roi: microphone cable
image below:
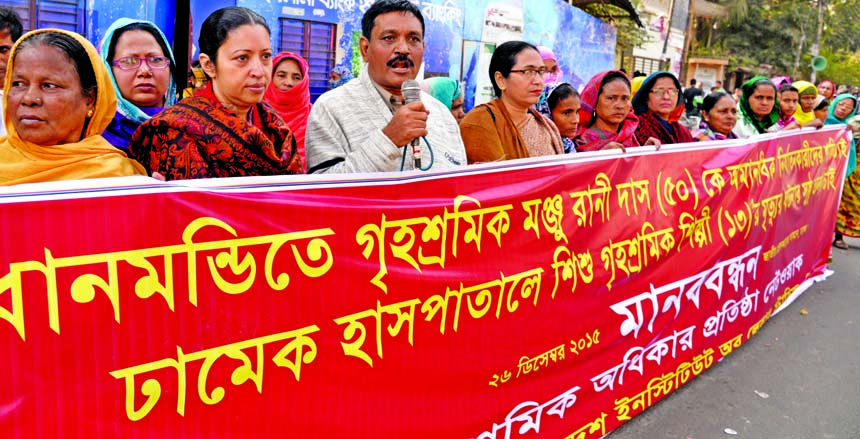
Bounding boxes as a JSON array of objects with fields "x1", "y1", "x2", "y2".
[{"x1": 400, "y1": 136, "x2": 435, "y2": 172}]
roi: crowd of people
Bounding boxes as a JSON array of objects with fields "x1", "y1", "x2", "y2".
[{"x1": 0, "y1": 0, "x2": 858, "y2": 248}]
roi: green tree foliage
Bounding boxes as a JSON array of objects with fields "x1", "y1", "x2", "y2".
[{"x1": 698, "y1": 0, "x2": 860, "y2": 84}]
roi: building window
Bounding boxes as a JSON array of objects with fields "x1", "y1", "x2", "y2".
[
  {"x1": 7, "y1": 0, "x2": 84, "y2": 34},
  {"x1": 632, "y1": 57, "x2": 662, "y2": 76},
  {"x1": 278, "y1": 18, "x2": 336, "y2": 103}
]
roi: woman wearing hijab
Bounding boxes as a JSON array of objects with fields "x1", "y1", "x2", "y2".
[
  {"x1": 573, "y1": 70, "x2": 659, "y2": 152},
  {"x1": 733, "y1": 76, "x2": 780, "y2": 139},
  {"x1": 818, "y1": 80, "x2": 836, "y2": 101},
  {"x1": 693, "y1": 92, "x2": 738, "y2": 141},
  {"x1": 420, "y1": 77, "x2": 465, "y2": 123},
  {"x1": 537, "y1": 46, "x2": 563, "y2": 83},
  {"x1": 460, "y1": 41, "x2": 564, "y2": 163},
  {"x1": 535, "y1": 82, "x2": 580, "y2": 153},
  {"x1": 129, "y1": 7, "x2": 303, "y2": 180},
  {"x1": 0, "y1": 29, "x2": 145, "y2": 185},
  {"x1": 99, "y1": 18, "x2": 177, "y2": 153},
  {"x1": 264, "y1": 52, "x2": 312, "y2": 167},
  {"x1": 329, "y1": 66, "x2": 352, "y2": 89},
  {"x1": 827, "y1": 94, "x2": 859, "y2": 249},
  {"x1": 632, "y1": 71, "x2": 693, "y2": 145},
  {"x1": 791, "y1": 81, "x2": 820, "y2": 127}
]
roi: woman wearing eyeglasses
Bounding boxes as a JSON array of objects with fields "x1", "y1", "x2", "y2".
[
  {"x1": 631, "y1": 71, "x2": 692, "y2": 146},
  {"x1": 129, "y1": 7, "x2": 303, "y2": 180},
  {"x1": 99, "y1": 18, "x2": 176, "y2": 153},
  {"x1": 0, "y1": 29, "x2": 145, "y2": 185},
  {"x1": 460, "y1": 40, "x2": 563, "y2": 164}
]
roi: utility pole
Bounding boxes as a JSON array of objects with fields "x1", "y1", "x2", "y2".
[
  {"x1": 811, "y1": 0, "x2": 825, "y2": 83},
  {"x1": 660, "y1": 0, "x2": 678, "y2": 72}
]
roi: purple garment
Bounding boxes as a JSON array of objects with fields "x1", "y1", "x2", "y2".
[{"x1": 103, "y1": 106, "x2": 164, "y2": 153}]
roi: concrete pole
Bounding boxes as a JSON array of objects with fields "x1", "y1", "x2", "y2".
[{"x1": 811, "y1": 0, "x2": 825, "y2": 83}]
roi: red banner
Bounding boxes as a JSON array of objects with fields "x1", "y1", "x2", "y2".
[{"x1": 0, "y1": 127, "x2": 849, "y2": 438}]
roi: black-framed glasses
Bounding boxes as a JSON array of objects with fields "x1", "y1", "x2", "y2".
[
  {"x1": 112, "y1": 55, "x2": 171, "y2": 71},
  {"x1": 510, "y1": 68, "x2": 548, "y2": 79}
]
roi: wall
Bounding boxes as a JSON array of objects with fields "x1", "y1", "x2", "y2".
[
  {"x1": 461, "y1": 0, "x2": 616, "y2": 110},
  {"x1": 85, "y1": 0, "x2": 615, "y2": 110}
]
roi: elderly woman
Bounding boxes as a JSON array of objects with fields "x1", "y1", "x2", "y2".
[
  {"x1": 99, "y1": 18, "x2": 177, "y2": 153},
  {"x1": 734, "y1": 76, "x2": 780, "y2": 139},
  {"x1": 264, "y1": 52, "x2": 312, "y2": 167},
  {"x1": 460, "y1": 41, "x2": 563, "y2": 163},
  {"x1": 129, "y1": 7, "x2": 303, "y2": 180},
  {"x1": 420, "y1": 77, "x2": 465, "y2": 123},
  {"x1": 0, "y1": 29, "x2": 145, "y2": 185},
  {"x1": 536, "y1": 82, "x2": 580, "y2": 153},
  {"x1": 632, "y1": 71, "x2": 692, "y2": 145},
  {"x1": 827, "y1": 94, "x2": 859, "y2": 249},
  {"x1": 693, "y1": 92, "x2": 738, "y2": 141},
  {"x1": 574, "y1": 70, "x2": 659, "y2": 152}
]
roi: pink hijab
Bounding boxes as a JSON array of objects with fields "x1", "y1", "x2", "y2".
[
  {"x1": 264, "y1": 52, "x2": 312, "y2": 167},
  {"x1": 538, "y1": 46, "x2": 564, "y2": 83}
]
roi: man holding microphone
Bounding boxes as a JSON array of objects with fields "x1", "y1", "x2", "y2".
[{"x1": 305, "y1": 0, "x2": 466, "y2": 174}]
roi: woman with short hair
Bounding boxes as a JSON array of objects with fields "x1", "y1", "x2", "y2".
[
  {"x1": 0, "y1": 29, "x2": 145, "y2": 185},
  {"x1": 129, "y1": 6, "x2": 303, "y2": 180}
]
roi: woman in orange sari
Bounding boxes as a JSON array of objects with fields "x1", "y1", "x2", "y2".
[{"x1": 0, "y1": 29, "x2": 144, "y2": 185}]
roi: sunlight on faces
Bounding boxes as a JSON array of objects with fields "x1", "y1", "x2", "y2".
[
  {"x1": 0, "y1": 29, "x2": 12, "y2": 86},
  {"x1": 834, "y1": 98, "x2": 855, "y2": 119},
  {"x1": 595, "y1": 79, "x2": 631, "y2": 130},
  {"x1": 703, "y1": 96, "x2": 738, "y2": 136},
  {"x1": 495, "y1": 48, "x2": 545, "y2": 108},
  {"x1": 799, "y1": 94, "x2": 816, "y2": 113},
  {"x1": 200, "y1": 24, "x2": 272, "y2": 114},
  {"x1": 273, "y1": 57, "x2": 302, "y2": 91},
  {"x1": 111, "y1": 30, "x2": 170, "y2": 108},
  {"x1": 450, "y1": 94, "x2": 465, "y2": 123},
  {"x1": 360, "y1": 11, "x2": 424, "y2": 96},
  {"x1": 779, "y1": 90, "x2": 798, "y2": 117},
  {"x1": 749, "y1": 85, "x2": 775, "y2": 118},
  {"x1": 646, "y1": 76, "x2": 679, "y2": 120},
  {"x1": 551, "y1": 94, "x2": 580, "y2": 138},
  {"x1": 8, "y1": 44, "x2": 94, "y2": 146}
]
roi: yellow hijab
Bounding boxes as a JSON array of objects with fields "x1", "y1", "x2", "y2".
[
  {"x1": 792, "y1": 81, "x2": 817, "y2": 126},
  {"x1": 0, "y1": 29, "x2": 145, "y2": 186}
]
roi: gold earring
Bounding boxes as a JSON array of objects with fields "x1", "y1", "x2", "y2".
[{"x1": 87, "y1": 110, "x2": 93, "y2": 118}]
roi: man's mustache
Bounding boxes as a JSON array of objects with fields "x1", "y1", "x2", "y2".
[{"x1": 386, "y1": 54, "x2": 415, "y2": 68}]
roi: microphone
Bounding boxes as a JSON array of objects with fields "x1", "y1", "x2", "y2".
[{"x1": 401, "y1": 79, "x2": 423, "y2": 169}]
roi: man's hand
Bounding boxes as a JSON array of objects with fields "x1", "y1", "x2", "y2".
[{"x1": 382, "y1": 101, "x2": 429, "y2": 147}]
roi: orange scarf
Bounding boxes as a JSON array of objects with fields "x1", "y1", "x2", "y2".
[{"x1": 0, "y1": 29, "x2": 145, "y2": 186}]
